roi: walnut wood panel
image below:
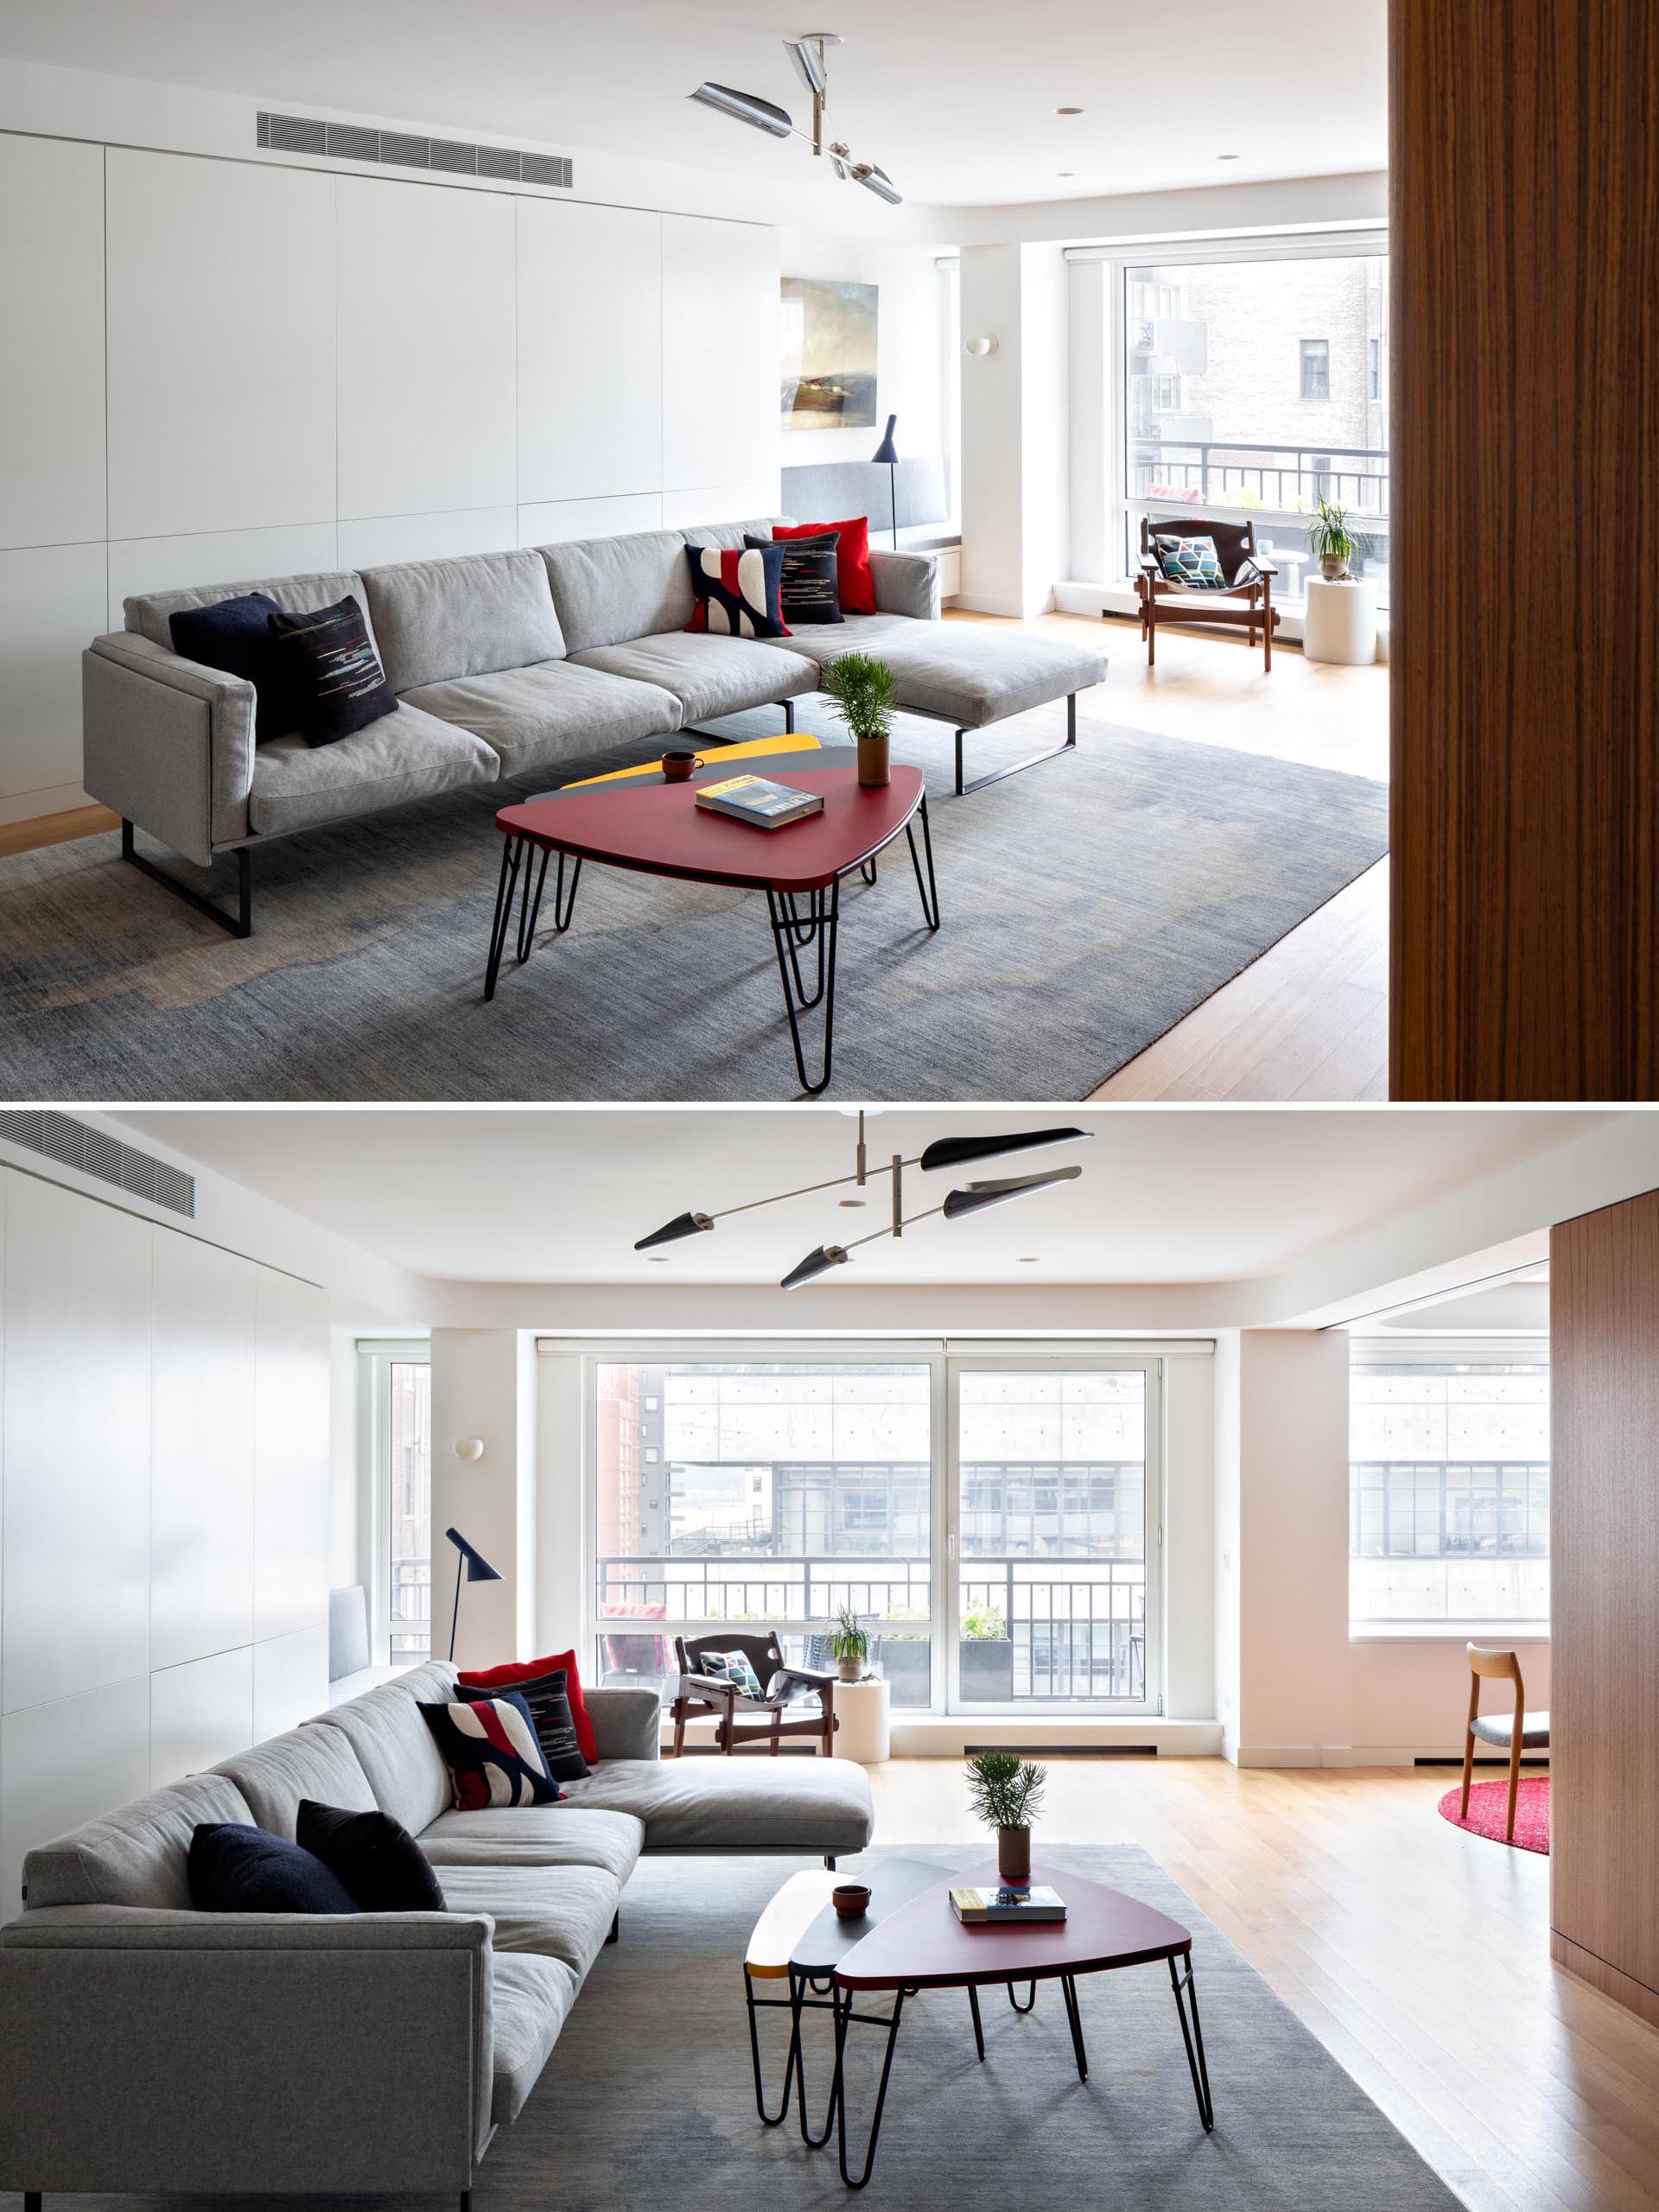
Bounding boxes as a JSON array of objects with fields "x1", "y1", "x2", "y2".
[
  {"x1": 1549, "y1": 1190, "x2": 1659, "y2": 2018},
  {"x1": 1389, "y1": 3, "x2": 1659, "y2": 1098}
]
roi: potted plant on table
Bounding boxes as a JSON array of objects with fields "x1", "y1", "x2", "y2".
[
  {"x1": 823, "y1": 652, "x2": 897, "y2": 789},
  {"x1": 830, "y1": 1601, "x2": 871, "y2": 1684},
  {"x1": 1309, "y1": 497, "x2": 1357, "y2": 581},
  {"x1": 965, "y1": 1748, "x2": 1048, "y2": 1887}
]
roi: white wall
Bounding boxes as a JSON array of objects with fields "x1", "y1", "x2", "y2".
[
  {"x1": 957, "y1": 241, "x2": 1070, "y2": 615},
  {"x1": 776, "y1": 232, "x2": 950, "y2": 478},
  {"x1": 0, "y1": 128, "x2": 779, "y2": 827},
  {"x1": 0, "y1": 1164, "x2": 330, "y2": 1915},
  {"x1": 429, "y1": 1329, "x2": 537, "y2": 1670}
]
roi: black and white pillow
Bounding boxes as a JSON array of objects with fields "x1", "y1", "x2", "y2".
[
  {"x1": 459, "y1": 1666, "x2": 588, "y2": 1784},
  {"x1": 683, "y1": 543, "x2": 790, "y2": 639},
  {"x1": 745, "y1": 531, "x2": 842, "y2": 626},
  {"x1": 268, "y1": 594, "x2": 398, "y2": 747}
]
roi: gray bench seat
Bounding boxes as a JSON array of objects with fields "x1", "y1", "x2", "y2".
[
  {"x1": 404, "y1": 658, "x2": 683, "y2": 776},
  {"x1": 835, "y1": 623, "x2": 1106, "y2": 729},
  {"x1": 558, "y1": 1745, "x2": 874, "y2": 1853},
  {"x1": 570, "y1": 630, "x2": 817, "y2": 723}
]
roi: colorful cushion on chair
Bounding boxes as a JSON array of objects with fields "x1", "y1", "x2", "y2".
[
  {"x1": 418, "y1": 1692, "x2": 560, "y2": 1809},
  {"x1": 1151, "y1": 533, "x2": 1230, "y2": 590},
  {"x1": 684, "y1": 543, "x2": 790, "y2": 639},
  {"x1": 696, "y1": 1649, "x2": 766, "y2": 1700}
]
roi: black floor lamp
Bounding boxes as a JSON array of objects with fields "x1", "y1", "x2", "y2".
[
  {"x1": 443, "y1": 1525, "x2": 502, "y2": 1661},
  {"x1": 872, "y1": 414, "x2": 899, "y2": 548}
]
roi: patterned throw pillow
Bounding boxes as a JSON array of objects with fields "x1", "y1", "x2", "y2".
[
  {"x1": 774, "y1": 516, "x2": 876, "y2": 615},
  {"x1": 267, "y1": 594, "x2": 398, "y2": 747},
  {"x1": 418, "y1": 1691, "x2": 561, "y2": 1809},
  {"x1": 460, "y1": 1666, "x2": 588, "y2": 1783},
  {"x1": 459, "y1": 1649, "x2": 599, "y2": 1764},
  {"x1": 1151, "y1": 533, "x2": 1230, "y2": 590},
  {"x1": 745, "y1": 531, "x2": 842, "y2": 626},
  {"x1": 684, "y1": 544, "x2": 790, "y2": 639},
  {"x1": 696, "y1": 1649, "x2": 766, "y2": 1700}
]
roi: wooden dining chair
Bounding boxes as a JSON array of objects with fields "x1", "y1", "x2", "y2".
[{"x1": 1461, "y1": 1644, "x2": 1551, "y2": 1842}]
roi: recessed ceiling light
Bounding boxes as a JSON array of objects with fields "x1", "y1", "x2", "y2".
[
  {"x1": 1017, "y1": 1255, "x2": 1039, "y2": 1263},
  {"x1": 1217, "y1": 151, "x2": 1240, "y2": 161},
  {"x1": 1057, "y1": 170, "x2": 1075, "y2": 178},
  {"x1": 1054, "y1": 105, "x2": 1084, "y2": 115},
  {"x1": 646, "y1": 1255, "x2": 670, "y2": 1263},
  {"x1": 839, "y1": 1198, "x2": 867, "y2": 1209}
]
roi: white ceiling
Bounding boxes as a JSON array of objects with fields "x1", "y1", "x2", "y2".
[
  {"x1": 0, "y1": 0, "x2": 1388, "y2": 207},
  {"x1": 115, "y1": 1109, "x2": 1612, "y2": 1289}
]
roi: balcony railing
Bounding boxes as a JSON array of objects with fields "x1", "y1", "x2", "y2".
[{"x1": 1130, "y1": 437, "x2": 1390, "y2": 519}]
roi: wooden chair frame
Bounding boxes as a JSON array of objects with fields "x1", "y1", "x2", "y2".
[
  {"x1": 1135, "y1": 514, "x2": 1281, "y2": 671},
  {"x1": 669, "y1": 1630, "x2": 839, "y2": 1758},
  {"x1": 1461, "y1": 1643, "x2": 1537, "y2": 1843}
]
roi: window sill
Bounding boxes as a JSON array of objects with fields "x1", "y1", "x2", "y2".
[{"x1": 1349, "y1": 1622, "x2": 1550, "y2": 1643}]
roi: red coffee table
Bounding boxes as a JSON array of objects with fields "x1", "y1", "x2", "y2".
[
  {"x1": 826, "y1": 1858, "x2": 1212, "y2": 2187},
  {"x1": 482, "y1": 744, "x2": 939, "y2": 1095}
]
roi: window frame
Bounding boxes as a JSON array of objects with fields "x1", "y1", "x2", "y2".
[
  {"x1": 1299, "y1": 336, "x2": 1331, "y2": 400},
  {"x1": 358, "y1": 1337, "x2": 433, "y2": 1667}
]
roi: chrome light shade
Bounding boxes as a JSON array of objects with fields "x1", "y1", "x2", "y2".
[
  {"x1": 918, "y1": 1125, "x2": 1090, "y2": 1174},
  {"x1": 688, "y1": 81, "x2": 794, "y2": 137},
  {"x1": 633, "y1": 1210, "x2": 714, "y2": 1252},
  {"x1": 941, "y1": 1166, "x2": 1082, "y2": 1221},
  {"x1": 852, "y1": 162, "x2": 902, "y2": 205},
  {"x1": 784, "y1": 36, "x2": 829, "y2": 99},
  {"x1": 780, "y1": 1243, "x2": 851, "y2": 1291}
]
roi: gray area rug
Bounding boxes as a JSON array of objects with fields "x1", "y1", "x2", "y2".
[{"x1": 0, "y1": 701, "x2": 1388, "y2": 1101}]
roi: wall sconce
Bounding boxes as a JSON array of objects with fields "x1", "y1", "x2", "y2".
[
  {"x1": 454, "y1": 1438, "x2": 485, "y2": 1463},
  {"x1": 964, "y1": 335, "x2": 999, "y2": 357}
]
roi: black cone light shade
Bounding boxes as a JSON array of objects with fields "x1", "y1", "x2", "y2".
[
  {"x1": 780, "y1": 1243, "x2": 851, "y2": 1292},
  {"x1": 688, "y1": 82, "x2": 794, "y2": 137},
  {"x1": 919, "y1": 1126, "x2": 1090, "y2": 1174},
  {"x1": 872, "y1": 415, "x2": 900, "y2": 549},
  {"x1": 942, "y1": 1165, "x2": 1082, "y2": 1220},
  {"x1": 634, "y1": 1211, "x2": 714, "y2": 1253},
  {"x1": 443, "y1": 1526, "x2": 502, "y2": 1661}
]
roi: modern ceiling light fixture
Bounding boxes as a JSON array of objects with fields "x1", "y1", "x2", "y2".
[
  {"x1": 632, "y1": 1113, "x2": 1090, "y2": 1287},
  {"x1": 689, "y1": 32, "x2": 901, "y2": 205}
]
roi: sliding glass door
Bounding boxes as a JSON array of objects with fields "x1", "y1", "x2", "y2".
[
  {"x1": 584, "y1": 1350, "x2": 1161, "y2": 1716},
  {"x1": 948, "y1": 1359, "x2": 1159, "y2": 1714}
]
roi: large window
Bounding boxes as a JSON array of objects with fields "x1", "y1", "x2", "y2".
[
  {"x1": 1123, "y1": 244, "x2": 1389, "y2": 602},
  {"x1": 1349, "y1": 1343, "x2": 1548, "y2": 1631},
  {"x1": 361, "y1": 1342, "x2": 432, "y2": 1663},
  {"x1": 588, "y1": 1351, "x2": 1162, "y2": 1714}
]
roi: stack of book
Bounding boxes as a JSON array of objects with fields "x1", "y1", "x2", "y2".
[
  {"x1": 693, "y1": 774, "x2": 824, "y2": 829},
  {"x1": 949, "y1": 1885, "x2": 1067, "y2": 1924}
]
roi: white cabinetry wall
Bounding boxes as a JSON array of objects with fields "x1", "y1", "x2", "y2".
[
  {"x1": 0, "y1": 130, "x2": 780, "y2": 826},
  {"x1": 0, "y1": 1166, "x2": 330, "y2": 1915}
]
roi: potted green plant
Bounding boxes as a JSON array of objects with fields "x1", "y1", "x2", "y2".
[
  {"x1": 1309, "y1": 497, "x2": 1357, "y2": 582},
  {"x1": 823, "y1": 651, "x2": 897, "y2": 788},
  {"x1": 830, "y1": 1601, "x2": 870, "y2": 1683},
  {"x1": 965, "y1": 1748, "x2": 1048, "y2": 1885}
]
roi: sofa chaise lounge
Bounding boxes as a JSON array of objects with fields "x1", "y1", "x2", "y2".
[
  {"x1": 83, "y1": 515, "x2": 1105, "y2": 936},
  {"x1": 0, "y1": 1658, "x2": 873, "y2": 2210}
]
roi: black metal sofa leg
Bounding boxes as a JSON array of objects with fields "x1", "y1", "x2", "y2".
[
  {"x1": 784, "y1": 698, "x2": 795, "y2": 732},
  {"x1": 607, "y1": 1910, "x2": 620, "y2": 1945},
  {"x1": 953, "y1": 692, "x2": 1079, "y2": 797},
  {"x1": 122, "y1": 819, "x2": 252, "y2": 938},
  {"x1": 24, "y1": 2194, "x2": 41, "y2": 2212}
]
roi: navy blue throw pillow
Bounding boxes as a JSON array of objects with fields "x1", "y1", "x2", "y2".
[
  {"x1": 188, "y1": 1822, "x2": 359, "y2": 1915},
  {"x1": 268, "y1": 594, "x2": 398, "y2": 747},
  {"x1": 459, "y1": 1667, "x2": 588, "y2": 1784},
  {"x1": 296, "y1": 1800, "x2": 447, "y2": 1912},
  {"x1": 168, "y1": 592, "x2": 301, "y2": 742}
]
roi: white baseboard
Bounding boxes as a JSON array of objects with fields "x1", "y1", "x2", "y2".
[
  {"x1": 660, "y1": 1713, "x2": 1223, "y2": 1758},
  {"x1": 0, "y1": 780, "x2": 94, "y2": 828}
]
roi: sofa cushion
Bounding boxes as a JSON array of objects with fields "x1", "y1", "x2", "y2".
[
  {"x1": 419, "y1": 1693, "x2": 561, "y2": 1810},
  {"x1": 361, "y1": 549, "x2": 566, "y2": 695},
  {"x1": 418, "y1": 1805, "x2": 645, "y2": 1884},
  {"x1": 404, "y1": 658, "x2": 681, "y2": 776},
  {"x1": 833, "y1": 624, "x2": 1105, "y2": 729},
  {"x1": 569, "y1": 632, "x2": 817, "y2": 723},
  {"x1": 538, "y1": 529, "x2": 696, "y2": 654},
  {"x1": 774, "y1": 611, "x2": 918, "y2": 670},
  {"x1": 247, "y1": 702, "x2": 497, "y2": 837},
  {"x1": 270, "y1": 593, "x2": 399, "y2": 746},
  {"x1": 435, "y1": 1863, "x2": 621, "y2": 1980},
  {"x1": 459, "y1": 1649, "x2": 601, "y2": 1766},
  {"x1": 681, "y1": 516, "x2": 788, "y2": 552},
  {"x1": 168, "y1": 592, "x2": 301, "y2": 742},
  {"x1": 308, "y1": 1664, "x2": 456, "y2": 1836},
  {"x1": 556, "y1": 1752, "x2": 873, "y2": 1854},
  {"x1": 458, "y1": 1669, "x2": 588, "y2": 1784},
  {"x1": 492, "y1": 1954, "x2": 578, "y2": 2124},
  {"x1": 22, "y1": 1772, "x2": 255, "y2": 1911},
  {"x1": 124, "y1": 569, "x2": 376, "y2": 655},
  {"x1": 187, "y1": 1821, "x2": 359, "y2": 1916},
  {"x1": 685, "y1": 542, "x2": 789, "y2": 640},
  {"x1": 214, "y1": 1722, "x2": 378, "y2": 1840},
  {"x1": 297, "y1": 1801, "x2": 448, "y2": 1911}
]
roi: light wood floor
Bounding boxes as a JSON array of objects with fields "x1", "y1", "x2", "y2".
[
  {"x1": 866, "y1": 1757, "x2": 1659, "y2": 2212},
  {"x1": 944, "y1": 607, "x2": 1393, "y2": 1100}
]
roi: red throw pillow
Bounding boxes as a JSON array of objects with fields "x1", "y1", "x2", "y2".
[
  {"x1": 457, "y1": 1648, "x2": 598, "y2": 1764},
  {"x1": 774, "y1": 516, "x2": 875, "y2": 616}
]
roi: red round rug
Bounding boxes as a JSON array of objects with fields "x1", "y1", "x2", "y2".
[{"x1": 1437, "y1": 1775, "x2": 1549, "y2": 1853}]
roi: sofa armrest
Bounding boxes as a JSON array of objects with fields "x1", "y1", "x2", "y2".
[
  {"x1": 0, "y1": 1907, "x2": 494, "y2": 2193},
  {"x1": 82, "y1": 632, "x2": 257, "y2": 862},
  {"x1": 868, "y1": 548, "x2": 941, "y2": 622},
  {"x1": 586, "y1": 1685, "x2": 665, "y2": 1762}
]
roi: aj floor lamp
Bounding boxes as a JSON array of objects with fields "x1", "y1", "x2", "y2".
[
  {"x1": 444, "y1": 1526, "x2": 502, "y2": 1661},
  {"x1": 872, "y1": 414, "x2": 899, "y2": 547}
]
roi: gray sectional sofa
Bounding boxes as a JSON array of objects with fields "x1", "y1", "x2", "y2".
[
  {"x1": 0, "y1": 1658, "x2": 873, "y2": 2209},
  {"x1": 83, "y1": 513, "x2": 1105, "y2": 935}
]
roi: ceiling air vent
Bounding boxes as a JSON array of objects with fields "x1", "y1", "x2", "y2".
[
  {"x1": 257, "y1": 111, "x2": 573, "y2": 189},
  {"x1": 0, "y1": 1110, "x2": 195, "y2": 1220}
]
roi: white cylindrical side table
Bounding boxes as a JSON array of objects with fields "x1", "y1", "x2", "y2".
[
  {"x1": 1302, "y1": 576, "x2": 1377, "y2": 665},
  {"x1": 832, "y1": 1675, "x2": 892, "y2": 1764}
]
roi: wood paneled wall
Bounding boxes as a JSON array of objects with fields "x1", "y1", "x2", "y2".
[
  {"x1": 1389, "y1": 3, "x2": 1659, "y2": 1098},
  {"x1": 1549, "y1": 1189, "x2": 1659, "y2": 2025}
]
